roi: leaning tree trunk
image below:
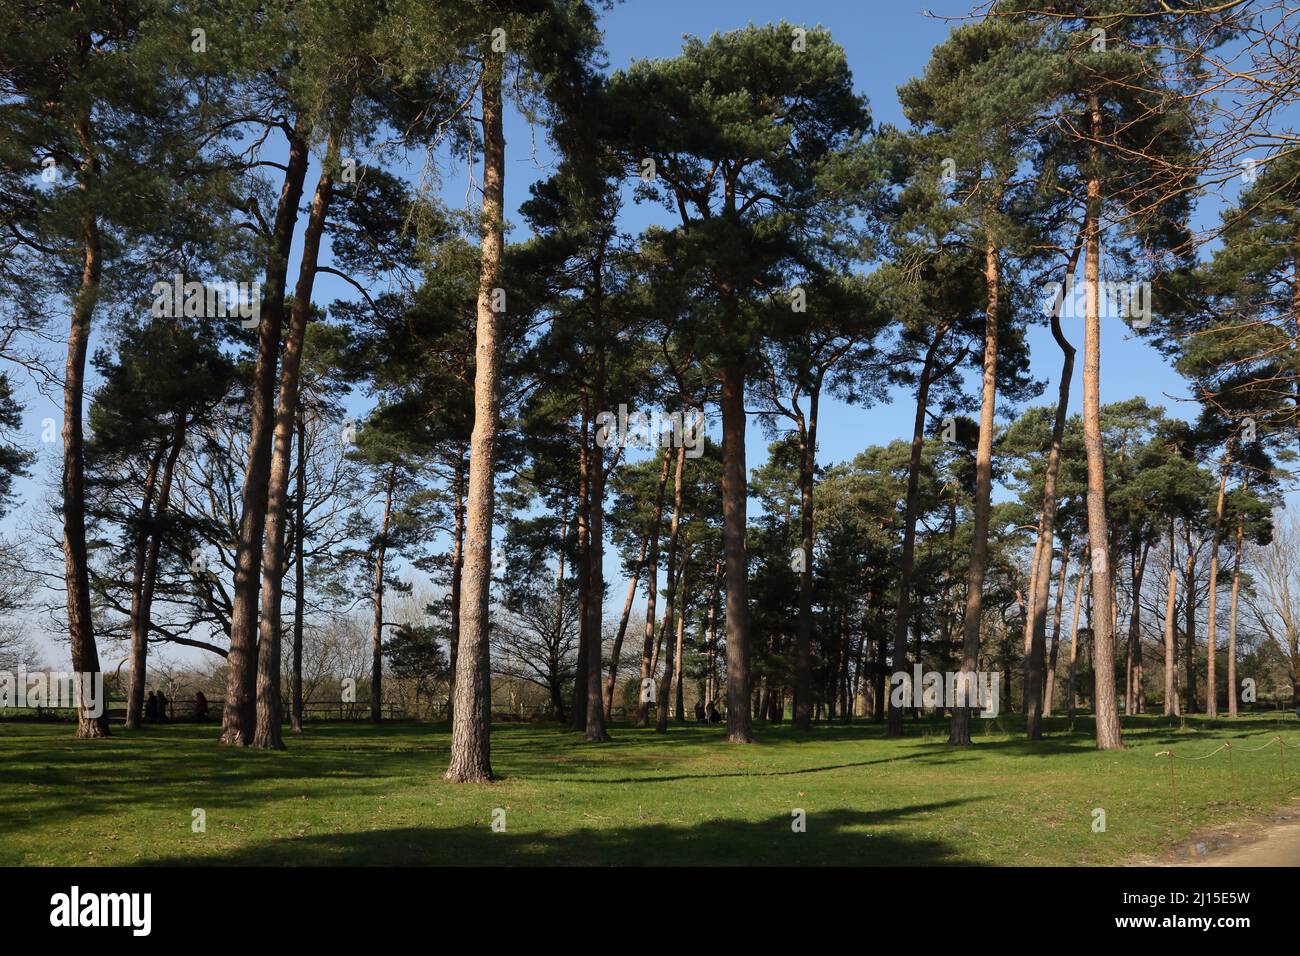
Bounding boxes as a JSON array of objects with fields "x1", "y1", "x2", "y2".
[
  {"x1": 1081, "y1": 103, "x2": 1124, "y2": 751},
  {"x1": 636, "y1": 448, "x2": 672, "y2": 727},
  {"x1": 949, "y1": 237, "x2": 999, "y2": 747},
  {"x1": 446, "y1": 50, "x2": 504, "y2": 783},
  {"x1": 656, "y1": 440, "x2": 689, "y2": 733},
  {"x1": 291, "y1": 413, "x2": 306, "y2": 733},
  {"x1": 604, "y1": 531, "x2": 650, "y2": 720},
  {"x1": 254, "y1": 130, "x2": 339, "y2": 750},
  {"x1": 65, "y1": 201, "x2": 108, "y2": 739},
  {"x1": 1026, "y1": 239, "x2": 1080, "y2": 739},
  {"x1": 222, "y1": 125, "x2": 309, "y2": 746},
  {"x1": 888, "y1": 323, "x2": 948, "y2": 737}
]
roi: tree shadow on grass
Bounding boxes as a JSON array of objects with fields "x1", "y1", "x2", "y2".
[{"x1": 138, "y1": 801, "x2": 983, "y2": 866}]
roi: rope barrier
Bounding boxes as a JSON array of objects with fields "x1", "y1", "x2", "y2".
[{"x1": 1153, "y1": 735, "x2": 1298, "y2": 811}]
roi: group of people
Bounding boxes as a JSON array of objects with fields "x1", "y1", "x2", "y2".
[
  {"x1": 143, "y1": 689, "x2": 209, "y2": 723},
  {"x1": 692, "y1": 699, "x2": 723, "y2": 724}
]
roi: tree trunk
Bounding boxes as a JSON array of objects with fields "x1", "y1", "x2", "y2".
[
  {"x1": 1081, "y1": 100, "x2": 1124, "y2": 750},
  {"x1": 367, "y1": 468, "x2": 395, "y2": 724},
  {"x1": 1044, "y1": 538, "x2": 1071, "y2": 717},
  {"x1": 656, "y1": 441, "x2": 689, "y2": 733},
  {"x1": 1066, "y1": 548, "x2": 1087, "y2": 719},
  {"x1": 291, "y1": 414, "x2": 306, "y2": 733},
  {"x1": 636, "y1": 448, "x2": 672, "y2": 727},
  {"x1": 125, "y1": 447, "x2": 165, "y2": 730},
  {"x1": 584, "y1": 404, "x2": 610, "y2": 742},
  {"x1": 889, "y1": 323, "x2": 948, "y2": 736},
  {"x1": 447, "y1": 450, "x2": 465, "y2": 721},
  {"x1": 673, "y1": 545, "x2": 691, "y2": 722},
  {"x1": 948, "y1": 236, "x2": 999, "y2": 747},
  {"x1": 1026, "y1": 240, "x2": 1080, "y2": 738},
  {"x1": 1163, "y1": 521, "x2": 1179, "y2": 717},
  {"x1": 221, "y1": 124, "x2": 309, "y2": 746},
  {"x1": 1183, "y1": 522, "x2": 1198, "y2": 713},
  {"x1": 1204, "y1": 451, "x2": 1231, "y2": 718},
  {"x1": 604, "y1": 532, "x2": 649, "y2": 720},
  {"x1": 1227, "y1": 514, "x2": 1244, "y2": 717},
  {"x1": 720, "y1": 359, "x2": 752, "y2": 743},
  {"x1": 793, "y1": 386, "x2": 821, "y2": 730},
  {"x1": 571, "y1": 411, "x2": 591, "y2": 732},
  {"x1": 445, "y1": 51, "x2": 504, "y2": 783},
  {"x1": 253, "y1": 130, "x2": 339, "y2": 750}
]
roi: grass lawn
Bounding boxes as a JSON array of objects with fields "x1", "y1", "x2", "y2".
[{"x1": 2, "y1": 713, "x2": 1298, "y2": 866}]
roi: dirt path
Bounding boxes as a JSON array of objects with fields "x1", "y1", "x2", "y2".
[{"x1": 1148, "y1": 798, "x2": 1300, "y2": 867}]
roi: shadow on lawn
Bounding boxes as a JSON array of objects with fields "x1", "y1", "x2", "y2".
[{"x1": 139, "y1": 800, "x2": 982, "y2": 866}]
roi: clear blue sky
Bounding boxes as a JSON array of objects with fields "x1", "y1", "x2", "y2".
[{"x1": 7, "y1": 0, "x2": 1232, "y2": 666}]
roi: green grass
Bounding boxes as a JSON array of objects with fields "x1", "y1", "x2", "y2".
[{"x1": 2, "y1": 713, "x2": 1298, "y2": 866}]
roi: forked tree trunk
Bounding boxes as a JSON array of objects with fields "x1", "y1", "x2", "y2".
[
  {"x1": 1081, "y1": 101, "x2": 1124, "y2": 750},
  {"x1": 127, "y1": 418, "x2": 184, "y2": 729},
  {"x1": 222, "y1": 125, "x2": 310, "y2": 746},
  {"x1": 254, "y1": 131, "x2": 339, "y2": 750},
  {"x1": 445, "y1": 51, "x2": 504, "y2": 783},
  {"x1": 1026, "y1": 238, "x2": 1080, "y2": 738},
  {"x1": 949, "y1": 237, "x2": 999, "y2": 747}
]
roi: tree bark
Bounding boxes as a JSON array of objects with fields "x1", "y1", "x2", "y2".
[
  {"x1": 367, "y1": 468, "x2": 395, "y2": 724},
  {"x1": 253, "y1": 130, "x2": 339, "y2": 750},
  {"x1": 445, "y1": 51, "x2": 504, "y2": 783},
  {"x1": 888, "y1": 323, "x2": 948, "y2": 736},
  {"x1": 656, "y1": 440, "x2": 689, "y2": 733},
  {"x1": 571, "y1": 410, "x2": 591, "y2": 732},
  {"x1": 673, "y1": 545, "x2": 691, "y2": 721},
  {"x1": 222, "y1": 124, "x2": 309, "y2": 746},
  {"x1": 793, "y1": 386, "x2": 821, "y2": 730},
  {"x1": 636, "y1": 448, "x2": 672, "y2": 727},
  {"x1": 948, "y1": 236, "x2": 999, "y2": 747},
  {"x1": 1081, "y1": 99, "x2": 1124, "y2": 750},
  {"x1": 604, "y1": 532, "x2": 649, "y2": 720},
  {"x1": 1067, "y1": 546, "x2": 1087, "y2": 719},
  {"x1": 720, "y1": 359, "x2": 752, "y2": 743},
  {"x1": 125, "y1": 447, "x2": 164, "y2": 730},
  {"x1": 1163, "y1": 520, "x2": 1179, "y2": 717},
  {"x1": 291, "y1": 413, "x2": 306, "y2": 733},
  {"x1": 1204, "y1": 450, "x2": 1231, "y2": 718},
  {"x1": 1227, "y1": 514, "x2": 1244, "y2": 717},
  {"x1": 1044, "y1": 540, "x2": 1070, "y2": 717},
  {"x1": 584, "y1": 404, "x2": 610, "y2": 742}
]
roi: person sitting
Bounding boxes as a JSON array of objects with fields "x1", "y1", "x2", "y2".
[
  {"x1": 193, "y1": 691, "x2": 209, "y2": 722},
  {"x1": 145, "y1": 691, "x2": 159, "y2": 724},
  {"x1": 694, "y1": 699, "x2": 706, "y2": 722}
]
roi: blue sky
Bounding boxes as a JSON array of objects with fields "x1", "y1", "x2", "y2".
[{"x1": 6, "y1": 0, "x2": 1236, "y2": 666}]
